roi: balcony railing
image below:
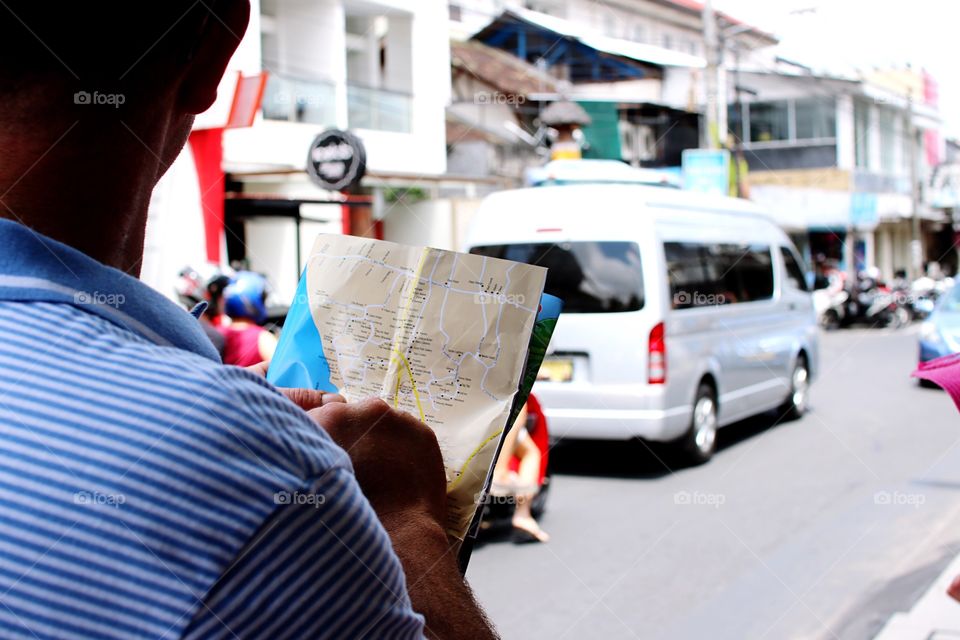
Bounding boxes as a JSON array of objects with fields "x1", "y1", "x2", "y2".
[
  {"x1": 347, "y1": 84, "x2": 412, "y2": 133},
  {"x1": 261, "y1": 72, "x2": 337, "y2": 127},
  {"x1": 261, "y1": 73, "x2": 413, "y2": 134}
]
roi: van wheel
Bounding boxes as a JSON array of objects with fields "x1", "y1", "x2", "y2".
[
  {"x1": 678, "y1": 384, "x2": 718, "y2": 464},
  {"x1": 780, "y1": 355, "x2": 809, "y2": 421}
]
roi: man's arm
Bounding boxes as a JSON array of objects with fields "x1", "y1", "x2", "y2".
[
  {"x1": 311, "y1": 399, "x2": 500, "y2": 640},
  {"x1": 381, "y1": 511, "x2": 498, "y2": 640},
  {"x1": 184, "y1": 468, "x2": 426, "y2": 640}
]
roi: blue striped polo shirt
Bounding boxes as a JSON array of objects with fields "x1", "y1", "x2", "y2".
[{"x1": 0, "y1": 219, "x2": 425, "y2": 639}]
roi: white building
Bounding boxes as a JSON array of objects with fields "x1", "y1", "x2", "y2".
[
  {"x1": 142, "y1": 0, "x2": 452, "y2": 305},
  {"x1": 734, "y1": 64, "x2": 946, "y2": 278}
]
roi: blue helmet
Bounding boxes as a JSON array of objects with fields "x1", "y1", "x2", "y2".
[{"x1": 223, "y1": 271, "x2": 269, "y2": 324}]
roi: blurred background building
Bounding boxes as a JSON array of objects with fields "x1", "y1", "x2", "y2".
[{"x1": 141, "y1": 0, "x2": 957, "y2": 307}]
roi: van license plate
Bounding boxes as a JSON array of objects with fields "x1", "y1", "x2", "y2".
[{"x1": 540, "y1": 358, "x2": 573, "y2": 382}]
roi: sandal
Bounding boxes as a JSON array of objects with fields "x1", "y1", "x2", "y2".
[{"x1": 512, "y1": 516, "x2": 549, "y2": 543}]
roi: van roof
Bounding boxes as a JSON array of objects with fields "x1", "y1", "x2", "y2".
[{"x1": 468, "y1": 183, "x2": 781, "y2": 240}]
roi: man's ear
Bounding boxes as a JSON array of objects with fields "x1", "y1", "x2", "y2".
[{"x1": 178, "y1": 1, "x2": 251, "y2": 115}]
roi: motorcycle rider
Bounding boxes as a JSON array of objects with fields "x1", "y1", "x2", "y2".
[{"x1": 218, "y1": 271, "x2": 279, "y2": 366}]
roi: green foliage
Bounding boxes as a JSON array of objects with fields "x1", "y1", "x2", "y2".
[{"x1": 384, "y1": 186, "x2": 428, "y2": 204}]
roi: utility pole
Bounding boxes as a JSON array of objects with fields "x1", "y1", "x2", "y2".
[
  {"x1": 733, "y1": 43, "x2": 744, "y2": 197},
  {"x1": 908, "y1": 91, "x2": 923, "y2": 279},
  {"x1": 702, "y1": 0, "x2": 720, "y2": 149}
]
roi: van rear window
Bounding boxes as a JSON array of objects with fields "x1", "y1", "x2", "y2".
[{"x1": 469, "y1": 242, "x2": 644, "y2": 313}]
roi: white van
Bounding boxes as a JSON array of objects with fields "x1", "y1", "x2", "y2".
[{"x1": 465, "y1": 184, "x2": 818, "y2": 463}]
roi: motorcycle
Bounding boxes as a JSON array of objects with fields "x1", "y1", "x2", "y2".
[
  {"x1": 844, "y1": 277, "x2": 910, "y2": 329},
  {"x1": 812, "y1": 269, "x2": 847, "y2": 330},
  {"x1": 907, "y1": 276, "x2": 951, "y2": 320}
]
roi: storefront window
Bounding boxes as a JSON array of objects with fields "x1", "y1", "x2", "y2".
[
  {"x1": 749, "y1": 102, "x2": 790, "y2": 143},
  {"x1": 879, "y1": 109, "x2": 896, "y2": 173},
  {"x1": 735, "y1": 98, "x2": 837, "y2": 146},
  {"x1": 854, "y1": 100, "x2": 871, "y2": 169},
  {"x1": 795, "y1": 99, "x2": 836, "y2": 140}
]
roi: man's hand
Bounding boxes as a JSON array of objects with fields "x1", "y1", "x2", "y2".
[
  {"x1": 245, "y1": 362, "x2": 346, "y2": 411},
  {"x1": 309, "y1": 398, "x2": 447, "y2": 527},
  {"x1": 309, "y1": 398, "x2": 498, "y2": 640}
]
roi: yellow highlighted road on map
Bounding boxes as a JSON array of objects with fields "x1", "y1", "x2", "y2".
[
  {"x1": 391, "y1": 348, "x2": 425, "y2": 422},
  {"x1": 448, "y1": 427, "x2": 504, "y2": 491},
  {"x1": 389, "y1": 247, "x2": 430, "y2": 423}
]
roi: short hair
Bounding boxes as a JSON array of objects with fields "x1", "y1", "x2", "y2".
[{"x1": 0, "y1": 2, "x2": 208, "y2": 86}]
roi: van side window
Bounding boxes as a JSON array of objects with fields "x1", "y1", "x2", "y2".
[
  {"x1": 665, "y1": 242, "x2": 774, "y2": 308},
  {"x1": 735, "y1": 245, "x2": 775, "y2": 302},
  {"x1": 779, "y1": 247, "x2": 809, "y2": 292},
  {"x1": 665, "y1": 242, "x2": 721, "y2": 308}
]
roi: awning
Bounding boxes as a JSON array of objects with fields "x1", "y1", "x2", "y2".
[{"x1": 474, "y1": 8, "x2": 705, "y2": 73}]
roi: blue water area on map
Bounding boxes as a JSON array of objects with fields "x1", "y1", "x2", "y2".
[{"x1": 267, "y1": 274, "x2": 337, "y2": 392}]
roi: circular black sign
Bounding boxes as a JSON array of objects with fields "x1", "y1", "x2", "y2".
[{"x1": 306, "y1": 129, "x2": 367, "y2": 191}]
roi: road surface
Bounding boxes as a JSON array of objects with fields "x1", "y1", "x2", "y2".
[{"x1": 468, "y1": 326, "x2": 960, "y2": 639}]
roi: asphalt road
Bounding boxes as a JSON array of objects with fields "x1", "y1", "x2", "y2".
[{"x1": 467, "y1": 325, "x2": 960, "y2": 640}]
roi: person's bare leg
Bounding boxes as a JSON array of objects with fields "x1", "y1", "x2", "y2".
[{"x1": 511, "y1": 435, "x2": 549, "y2": 542}]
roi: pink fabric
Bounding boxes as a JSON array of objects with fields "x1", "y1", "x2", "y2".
[
  {"x1": 218, "y1": 324, "x2": 265, "y2": 367},
  {"x1": 914, "y1": 354, "x2": 960, "y2": 411}
]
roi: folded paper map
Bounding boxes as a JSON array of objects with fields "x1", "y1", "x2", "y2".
[{"x1": 267, "y1": 234, "x2": 550, "y2": 539}]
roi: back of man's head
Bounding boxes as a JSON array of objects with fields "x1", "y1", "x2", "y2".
[
  {"x1": 0, "y1": 2, "x2": 206, "y2": 88},
  {"x1": 0, "y1": 1, "x2": 249, "y2": 270}
]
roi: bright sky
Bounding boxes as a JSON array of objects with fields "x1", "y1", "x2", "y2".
[{"x1": 713, "y1": 0, "x2": 960, "y2": 137}]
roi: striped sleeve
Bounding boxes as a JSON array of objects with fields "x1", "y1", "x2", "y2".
[{"x1": 183, "y1": 468, "x2": 426, "y2": 640}]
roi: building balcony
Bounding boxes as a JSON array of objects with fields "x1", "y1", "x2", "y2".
[
  {"x1": 346, "y1": 83, "x2": 411, "y2": 133},
  {"x1": 261, "y1": 73, "x2": 412, "y2": 134},
  {"x1": 261, "y1": 72, "x2": 337, "y2": 127}
]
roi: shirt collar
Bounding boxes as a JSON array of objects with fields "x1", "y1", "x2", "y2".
[{"x1": 0, "y1": 218, "x2": 221, "y2": 362}]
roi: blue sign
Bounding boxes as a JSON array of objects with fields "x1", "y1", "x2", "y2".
[
  {"x1": 681, "y1": 149, "x2": 730, "y2": 196},
  {"x1": 849, "y1": 193, "x2": 878, "y2": 227}
]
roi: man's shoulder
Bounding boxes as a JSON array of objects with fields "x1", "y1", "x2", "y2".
[{"x1": 1, "y1": 299, "x2": 350, "y2": 480}]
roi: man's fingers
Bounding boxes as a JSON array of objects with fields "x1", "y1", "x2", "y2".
[
  {"x1": 281, "y1": 388, "x2": 346, "y2": 412},
  {"x1": 241, "y1": 362, "x2": 346, "y2": 410},
  {"x1": 245, "y1": 362, "x2": 270, "y2": 377}
]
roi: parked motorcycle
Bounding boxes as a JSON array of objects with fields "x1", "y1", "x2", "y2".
[
  {"x1": 813, "y1": 269, "x2": 848, "y2": 330},
  {"x1": 908, "y1": 276, "x2": 952, "y2": 320},
  {"x1": 844, "y1": 275, "x2": 910, "y2": 329}
]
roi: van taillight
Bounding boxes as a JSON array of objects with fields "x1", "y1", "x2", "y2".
[{"x1": 648, "y1": 322, "x2": 666, "y2": 384}]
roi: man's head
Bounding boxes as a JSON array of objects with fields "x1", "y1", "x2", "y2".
[{"x1": 0, "y1": 1, "x2": 250, "y2": 271}]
